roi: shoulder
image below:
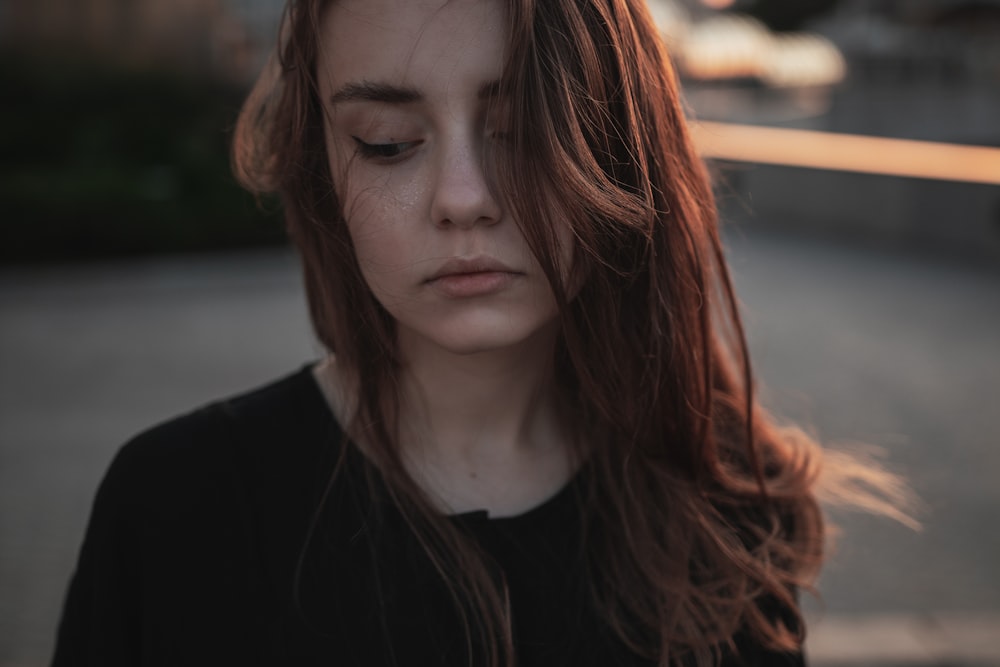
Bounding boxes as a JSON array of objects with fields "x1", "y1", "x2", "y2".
[
  {"x1": 101, "y1": 364, "x2": 340, "y2": 522},
  {"x1": 55, "y1": 366, "x2": 343, "y2": 663}
]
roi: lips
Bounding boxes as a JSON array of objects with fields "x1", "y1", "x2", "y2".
[
  {"x1": 426, "y1": 256, "x2": 519, "y2": 282},
  {"x1": 425, "y1": 256, "x2": 521, "y2": 298}
]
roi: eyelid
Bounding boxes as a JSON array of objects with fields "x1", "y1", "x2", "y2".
[{"x1": 351, "y1": 136, "x2": 421, "y2": 161}]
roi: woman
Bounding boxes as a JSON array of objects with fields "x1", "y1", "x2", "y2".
[{"x1": 53, "y1": 0, "x2": 908, "y2": 665}]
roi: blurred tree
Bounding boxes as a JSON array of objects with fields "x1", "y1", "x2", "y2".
[{"x1": 0, "y1": 55, "x2": 284, "y2": 263}]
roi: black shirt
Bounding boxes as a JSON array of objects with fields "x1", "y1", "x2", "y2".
[{"x1": 53, "y1": 366, "x2": 805, "y2": 666}]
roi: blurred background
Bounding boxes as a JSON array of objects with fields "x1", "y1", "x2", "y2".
[{"x1": 0, "y1": 0, "x2": 998, "y2": 665}]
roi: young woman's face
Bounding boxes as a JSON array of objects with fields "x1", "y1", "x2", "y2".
[{"x1": 318, "y1": 0, "x2": 569, "y2": 357}]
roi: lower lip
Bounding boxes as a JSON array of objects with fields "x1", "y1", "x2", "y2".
[{"x1": 428, "y1": 271, "x2": 518, "y2": 298}]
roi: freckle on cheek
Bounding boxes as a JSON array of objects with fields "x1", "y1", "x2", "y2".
[{"x1": 391, "y1": 180, "x2": 424, "y2": 210}]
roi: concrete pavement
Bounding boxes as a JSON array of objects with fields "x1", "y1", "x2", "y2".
[{"x1": 1, "y1": 233, "x2": 998, "y2": 666}]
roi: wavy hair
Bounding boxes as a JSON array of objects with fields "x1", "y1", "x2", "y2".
[{"x1": 233, "y1": 1, "x2": 912, "y2": 665}]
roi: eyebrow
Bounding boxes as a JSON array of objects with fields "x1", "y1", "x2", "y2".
[{"x1": 329, "y1": 79, "x2": 503, "y2": 105}]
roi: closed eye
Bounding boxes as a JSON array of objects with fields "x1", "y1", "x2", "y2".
[{"x1": 352, "y1": 137, "x2": 420, "y2": 160}]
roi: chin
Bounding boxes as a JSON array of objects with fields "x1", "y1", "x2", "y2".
[
  {"x1": 435, "y1": 334, "x2": 534, "y2": 356},
  {"x1": 399, "y1": 313, "x2": 560, "y2": 358}
]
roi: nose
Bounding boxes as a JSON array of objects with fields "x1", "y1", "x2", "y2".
[{"x1": 430, "y1": 136, "x2": 503, "y2": 229}]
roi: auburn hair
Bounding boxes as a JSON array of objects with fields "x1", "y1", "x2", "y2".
[{"x1": 233, "y1": 1, "x2": 912, "y2": 665}]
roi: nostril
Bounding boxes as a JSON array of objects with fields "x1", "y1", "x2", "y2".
[{"x1": 431, "y1": 166, "x2": 503, "y2": 229}]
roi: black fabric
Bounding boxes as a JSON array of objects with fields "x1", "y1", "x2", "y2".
[{"x1": 52, "y1": 366, "x2": 806, "y2": 667}]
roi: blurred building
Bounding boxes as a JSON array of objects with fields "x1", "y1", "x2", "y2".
[
  {"x1": 0, "y1": 0, "x2": 284, "y2": 82},
  {"x1": 656, "y1": 0, "x2": 1000, "y2": 86},
  {"x1": 649, "y1": 1, "x2": 849, "y2": 87},
  {"x1": 818, "y1": 0, "x2": 1000, "y2": 84},
  {"x1": 656, "y1": 0, "x2": 1000, "y2": 261}
]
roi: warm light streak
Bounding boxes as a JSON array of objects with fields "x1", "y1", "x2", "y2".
[{"x1": 691, "y1": 121, "x2": 1000, "y2": 186}]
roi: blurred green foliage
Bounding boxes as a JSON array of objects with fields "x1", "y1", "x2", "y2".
[{"x1": 0, "y1": 54, "x2": 286, "y2": 263}]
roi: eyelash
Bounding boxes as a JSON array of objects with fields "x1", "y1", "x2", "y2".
[
  {"x1": 352, "y1": 137, "x2": 419, "y2": 161},
  {"x1": 350, "y1": 130, "x2": 511, "y2": 162}
]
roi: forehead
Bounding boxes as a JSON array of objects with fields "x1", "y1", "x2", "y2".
[{"x1": 317, "y1": 0, "x2": 506, "y2": 96}]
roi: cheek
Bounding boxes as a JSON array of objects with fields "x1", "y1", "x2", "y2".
[
  {"x1": 337, "y1": 141, "x2": 427, "y2": 227},
  {"x1": 349, "y1": 229, "x2": 411, "y2": 314},
  {"x1": 343, "y1": 180, "x2": 429, "y2": 300},
  {"x1": 347, "y1": 208, "x2": 402, "y2": 279}
]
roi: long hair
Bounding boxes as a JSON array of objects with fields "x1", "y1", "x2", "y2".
[{"x1": 233, "y1": 1, "x2": 912, "y2": 665}]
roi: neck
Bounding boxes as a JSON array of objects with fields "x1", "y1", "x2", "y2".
[
  {"x1": 394, "y1": 323, "x2": 574, "y2": 515},
  {"x1": 397, "y1": 323, "x2": 562, "y2": 461}
]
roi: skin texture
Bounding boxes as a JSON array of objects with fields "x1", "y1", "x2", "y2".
[
  {"x1": 316, "y1": 0, "x2": 574, "y2": 516},
  {"x1": 319, "y1": 0, "x2": 566, "y2": 357}
]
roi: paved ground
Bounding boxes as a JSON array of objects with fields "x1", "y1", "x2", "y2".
[{"x1": 1, "y1": 232, "x2": 998, "y2": 666}]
